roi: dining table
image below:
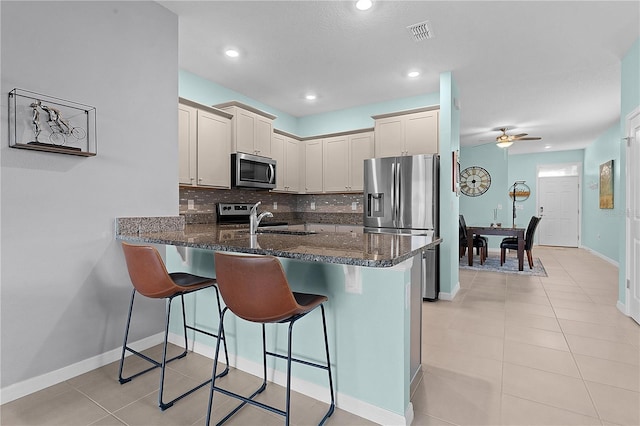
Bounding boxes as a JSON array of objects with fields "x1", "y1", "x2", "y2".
[{"x1": 467, "y1": 226, "x2": 526, "y2": 271}]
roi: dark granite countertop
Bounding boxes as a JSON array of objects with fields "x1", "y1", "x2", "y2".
[{"x1": 115, "y1": 221, "x2": 441, "y2": 268}]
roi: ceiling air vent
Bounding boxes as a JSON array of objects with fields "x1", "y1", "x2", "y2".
[{"x1": 407, "y1": 20, "x2": 434, "y2": 42}]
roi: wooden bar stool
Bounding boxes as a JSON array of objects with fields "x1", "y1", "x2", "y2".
[
  {"x1": 118, "y1": 242, "x2": 229, "y2": 410},
  {"x1": 206, "y1": 252, "x2": 335, "y2": 426}
]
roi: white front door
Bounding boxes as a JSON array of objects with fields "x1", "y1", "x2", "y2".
[
  {"x1": 626, "y1": 109, "x2": 640, "y2": 325},
  {"x1": 537, "y1": 176, "x2": 580, "y2": 247}
]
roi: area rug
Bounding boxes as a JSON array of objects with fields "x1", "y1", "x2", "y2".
[{"x1": 459, "y1": 254, "x2": 548, "y2": 277}]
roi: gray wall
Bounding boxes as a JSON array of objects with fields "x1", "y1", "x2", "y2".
[{"x1": 1, "y1": 1, "x2": 178, "y2": 392}]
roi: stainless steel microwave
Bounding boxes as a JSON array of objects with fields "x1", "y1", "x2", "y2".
[{"x1": 231, "y1": 153, "x2": 276, "y2": 189}]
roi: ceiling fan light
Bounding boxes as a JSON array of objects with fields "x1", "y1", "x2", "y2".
[{"x1": 496, "y1": 141, "x2": 513, "y2": 148}]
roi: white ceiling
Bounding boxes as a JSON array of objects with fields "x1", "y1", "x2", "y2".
[{"x1": 159, "y1": 1, "x2": 639, "y2": 155}]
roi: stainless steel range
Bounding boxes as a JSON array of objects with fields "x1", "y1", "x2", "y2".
[
  {"x1": 216, "y1": 202, "x2": 288, "y2": 242},
  {"x1": 216, "y1": 203, "x2": 287, "y2": 226}
]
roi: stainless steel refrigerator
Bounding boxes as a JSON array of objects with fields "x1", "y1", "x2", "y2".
[{"x1": 363, "y1": 154, "x2": 439, "y2": 300}]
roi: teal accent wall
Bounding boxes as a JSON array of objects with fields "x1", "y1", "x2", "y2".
[
  {"x1": 459, "y1": 145, "x2": 510, "y2": 228},
  {"x1": 297, "y1": 94, "x2": 439, "y2": 137},
  {"x1": 582, "y1": 126, "x2": 622, "y2": 262},
  {"x1": 179, "y1": 70, "x2": 299, "y2": 134},
  {"x1": 459, "y1": 146, "x2": 584, "y2": 248},
  {"x1": 617, "y1": 37, "x2": 640, "y2": 304},
  {"x1": 439, "y1": 72, "x2": 460, "y2": 296}
]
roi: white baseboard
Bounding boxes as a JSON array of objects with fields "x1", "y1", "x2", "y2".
[
  {"x1": 617, "y1": 300, "x2": 629, "y2": 316},
  {"x1": 170, "y1": 332, "x2": 411, "y2": 425},
  {"x1": 581, "y1": 246, "x2": 619, "y2": 267},
  {"x1": 0, "y1": 333, "x2": 165, "y2": 405},
  {"x1": 439, "y1": 281, "x2": 460, "y2": 301}
]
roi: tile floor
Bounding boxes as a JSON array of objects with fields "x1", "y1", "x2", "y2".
[{"x1": 2, "y1": 246, "x2": 638, "y2": 425}]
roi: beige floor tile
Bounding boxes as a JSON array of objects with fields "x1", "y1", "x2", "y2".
[
  {"x1": 505, "y1": 310, "x2": 562, "y2": 332},
  {"x1": 565, "y1": 333, "x2": 639, "y2": 365},
  {"x1": 0, "y1": 387, "x2": 109, "y2": 426},
  {"x1": 504, "y1": 340, "x2": 580, "y2": 377},
  {"x1": 422, "y1": 343, "x2": 503, "y2": 387},
  {"x1": 413, "y1": 366, "x2": 501, "y2": 425},
  {"x1": 505, "y1": 323, "x2": 570, "y2": 351},
  {"x1": 431, "y1": 328, "x2": 504, "y2": 361},
  {"x1": 412, "y1": 411, "x2": 458, "y2": 425},
  {"x1": 500, "y1": 394, "x2": 601, "y2": 425},
  {"x1": 113, "y1": 385, "x2": 216, "y2": 426},
  {"x1": 553, "y1": 306, "x2": 623, "y2": 327},
  {"x1": 447, "y1": 311, "x2": 505, "y2": 338},
  {"x1": 68, "y1": 363, "x2": 159, "y2": 413},
  {"x1": 506, "y1": 300, "x2": 556, "y2": 318},
  {"x1": 585, "y1": 381, "x2": 640, "y2": 426},
  {"x1": 506, "y1": 292, "x2": 551, "y2": 306},
  {"x1": 502, "y1": 363, "x2": 598, "y2": 417},
  {"x1": 574, "y1": 353, "x2": 640, "y2": 392},
  {"x1": 89, "y1": 415, "x2": 127, "y2": 426},
  {"x1": 547, "y1": 290, "x2": 595, "y2": 304},
  {"x1": 560, "y1": 318, "x2": 640, "y2": 347}
]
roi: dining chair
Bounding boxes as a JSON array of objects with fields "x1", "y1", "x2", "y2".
[
  {"x1": 459, "y1": 215, "x2": 488, "y2": 263},
  {"x1": 500, "y1": 216, "x2": 541, "y2": 268}
]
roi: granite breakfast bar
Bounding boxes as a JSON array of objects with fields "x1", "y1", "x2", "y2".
[{"x1": 115, "y1": 216, "x2": 441, "y2": 425}]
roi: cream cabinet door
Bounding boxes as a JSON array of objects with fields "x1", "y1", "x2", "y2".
[
  {"x1": 404, "y1": 110, "x2": 439, "y2": 155},
  {"x1": 270, "y1": 133, "x2": 285, "y2": 191},
  {"x1": 255, "y1": 115, "x2": 272, "y2": 157},
  {"x1": 304, "y1": 139, "x2": 324, "y2": 193},
  {"x1": 323, "y1": 135, "x2": 349, "y2": 192},
  {"x1": 349, "y1": 132, "x2": 374, "y2": 191},
  {"x1": 196, "y1": 110, "x2": 230, "y2": 188},
  {"x1": 234, "y1": 108, "x2": 256, "y2": 155},
  {"x1": 374, "y1": 116, "x2": 403, "y2": 157},
  {"x1": 178, "y1": 104, "x2": 197, "y2": 185},
  {"x1": 284, "y1": 137, "x2": 300, "y2": 192}
]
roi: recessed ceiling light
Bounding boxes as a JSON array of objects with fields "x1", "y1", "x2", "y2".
[
  {"x1": 544, "y1": 145, "x2": 552, "y2": 149},
  {"x1": 407, "y1": 71, "x2": 420, "y2": 78},
  {"x1": 225, "y1": 49, "x2": 239, "y2": 58},
  {"x1": 305, "y1": 94, "x2": 317, "y2": 101},
  {"x1": 355, "y1": 0, "x2": 372, "y2": 11}
]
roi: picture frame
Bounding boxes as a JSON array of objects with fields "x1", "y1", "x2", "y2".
[{"x1": 599, "y1": 160, "x2": 613, "y2": 209}]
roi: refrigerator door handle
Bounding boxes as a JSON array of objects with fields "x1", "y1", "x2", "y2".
[
  {"x1": 396, "y1": 160, "x2": 402, "y2": 228},
  {"x1": 390, "y1": 162, "x2": 396, "y2": 227}
]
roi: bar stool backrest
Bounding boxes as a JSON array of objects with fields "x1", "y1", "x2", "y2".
[
  {"x1": 122, "y1": 242, "x2": 182, "y2": 299},
  {"x1": 214, "y1": 252, "x2": 303, "y2": 323}
]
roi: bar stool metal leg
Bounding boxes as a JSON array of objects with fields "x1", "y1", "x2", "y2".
[{"x1": 118, "y1": 287, "x2": 230, "y2": 410}]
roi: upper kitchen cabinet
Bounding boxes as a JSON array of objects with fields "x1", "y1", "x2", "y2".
[
  {"x1": 373, "y1": 107, "x2": 439, "y2": 157},
  {"x1": 323, "y1": 131, "x2": 374, "y2": 192},
  {"x1": 271, "y1": 131, "x2": 300, "y2": 193},
  {"x1": 179, "y1": 99, "x2": 232, "y2": 188},
  {"x1": 304, "y1": 138, "x2": 324, "y2": 193},
  {"x1": 215, "y1": 101, "x2": 276, "y2": 158}
]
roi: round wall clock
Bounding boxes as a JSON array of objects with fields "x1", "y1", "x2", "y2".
[{"x1": 460, "y1": 166, "x2": 491, "y2": 197}]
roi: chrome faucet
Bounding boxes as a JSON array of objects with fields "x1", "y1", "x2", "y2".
[{"x1": 249, "y1": 201, "x2": 273, "y2": 235}]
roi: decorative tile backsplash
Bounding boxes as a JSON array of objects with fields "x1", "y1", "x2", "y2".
[{"x1": 179, "y1": 188, "x2": 364, "y2": 224}]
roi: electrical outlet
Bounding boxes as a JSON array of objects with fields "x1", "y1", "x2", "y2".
[
  {"x1": 351, "y1": 202, "x2": 357, "y2": 211},
  {"x1": 187, "y1": 200, "x2": 195, "y2": 210},
  {"x1": 497, "y1": 204, "x2": 502, "y2": 210},
  {"x1": 273, "y1": 201, "x2": 278, "y2": 210},
  {"x1": 516, "y1": 205, "x2": 524, "y2": 210},
  {"x1": 310, "y1": 202, "x2": 316, "y2": 210}
]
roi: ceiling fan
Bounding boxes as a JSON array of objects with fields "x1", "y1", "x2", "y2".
[{"x1": 495, "y1": 128, "x2": 542, "y2": 148}]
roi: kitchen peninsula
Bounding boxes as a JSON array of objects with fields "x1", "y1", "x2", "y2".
[{"x1": 115, "y1": 216, "x2": 441, "y2": 425}]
